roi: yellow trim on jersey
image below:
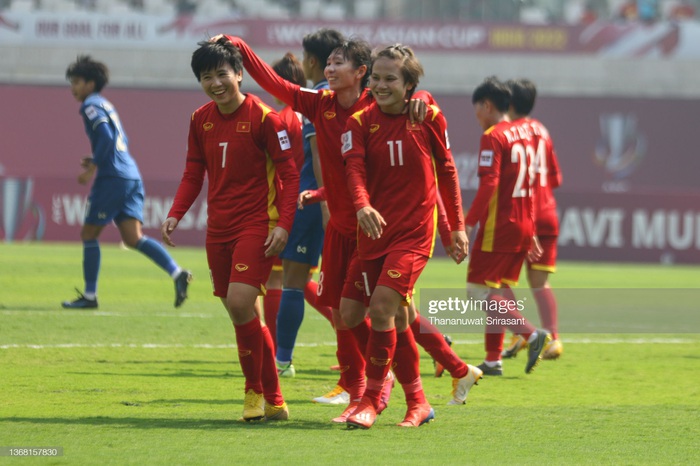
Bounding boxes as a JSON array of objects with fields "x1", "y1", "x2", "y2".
[
  {"x1": 428, "y1": 157, "x2": 439, "y2": 258},
  {"x1": 481, "y1": 190, "x2": 499, "y2": 252},
  {"x1": 429, "y1": 104, "x2": 441, "y2": 121},
  {"x1": 484, "y1": 125, "x2": 496, "y2": 135},
  {"x1": 321, "y1": 89, "x2": 333, "y2": 98},
  {"x1": 501, "y1": 278, "x2": 519, "y2": 287},
  {"x1": 485, "y1": 280, "x2": 501, "y2": 289},
  {"x1": 266, "y1": 153, "x2": 280, "y2": 230},
  {"x1": 271, "y1": 264, "x2": 284, "y2": 272},
  {"x1": 530, "y1": 264, "x2": 556, "y2": 273},
  {"x1": 258, "y1": 102, "x2": 273, "y2": 122},
  {"x1": 351, "y1": 109, "x2": 365, "y2": 125}
]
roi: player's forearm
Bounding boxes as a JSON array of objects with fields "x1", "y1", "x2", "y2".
[
  {"x1": 435, "y1": 193, "x2": 452, "y2": 248},
  {"x1": 464, "y1": 175, "x2": 497, "y2": 227},
  {"x1": 436, "y1": 165, "x2": 465, "y2": 231},
  {"x1": 274, "y1": 157, "x2": 300, "y2": 232},
  {"x1": 344, "y1": 156, "x2": 371, "y2": 211},
  {"x1": 167, "y1": 163, "x2": 204, "y2": 220},
  {"x1": 223, "y1": 35, "x2": 296, "y2": 108}
]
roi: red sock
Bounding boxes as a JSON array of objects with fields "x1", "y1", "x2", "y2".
[
  {"x1": 349, "y1": 317, "x2": 371, "y2": 355},
  {"x1": 485, "y1": 331, "x2": 505, "y2": 361},
  {"x1": 233, "y1": 318, "x2": 264, "y2": 393},
  {"x1": 364, "y1": 328, "x2": 396, "y2": 409},
  {"x1": 304, "y1": 281, "x2": 334, "y2": 325},
  {"x1": 336, "y1": 328, "x2": 366, "y2": 400},
  {"x1": 263, "y1": 289, "x2": 282, "y2": 350},
  {"x1": 490, "y1": 292, "x2": 536, "y2": 339},
  {"x1": 533, "y1": 287, "x2": 558, "y2": 339},
  {"x1": 411, "y1": 315, "x2": 468, "y2": 379},
  {"x1": 393, "y1": 328, "x2": 426, "y2": 405},
  {"x1": 260, "y1": 325, "x2": 284, "y2": 406}
]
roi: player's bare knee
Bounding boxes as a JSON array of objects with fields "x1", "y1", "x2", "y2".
[{"x1": 467, "y1": 283, "x2": 490, "y2": 301}]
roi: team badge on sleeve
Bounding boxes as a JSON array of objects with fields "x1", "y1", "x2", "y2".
[
  {"x1": 479, "y1": 150, "x2": 494, "y2": 167},
  {"x1": 444, "y1": 129, "x2": 451, "y2": 149},
  {"x1": 85, "y1": 105, "x2": 98, "y2": 120},
  {"x1": 341, "y1": 130, "x2": 352, "y2": 154},
  {"x1": 277, "y1": 130, "x2": 291, "y2": 150}
]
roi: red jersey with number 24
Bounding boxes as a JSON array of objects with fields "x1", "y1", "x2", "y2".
[{"x1": 465, "y1": 119, "x2": 535, "y2": 253}]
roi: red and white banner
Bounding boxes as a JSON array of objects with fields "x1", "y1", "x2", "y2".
[{"x1": 2, "y1": 12, "x2": 700, "y2": 57}]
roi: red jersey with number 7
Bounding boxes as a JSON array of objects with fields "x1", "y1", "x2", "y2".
[
  {"x1": 465, "y1": 118, "x2": 536, "y2": 253},
  {"x1": 167, "y1": 94, "x2": 299, "y2": 242}
]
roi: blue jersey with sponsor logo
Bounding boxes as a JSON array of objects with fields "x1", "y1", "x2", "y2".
[
  {"x1": 299, "y1": 80, "x2": 328, "y2": 192},
  {"x1": 80, "y1": 93, "x2": 141, "y2": 181}
]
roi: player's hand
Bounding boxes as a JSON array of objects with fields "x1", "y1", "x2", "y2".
[
  {"x1": 449, "y1": 230, "x2": 469, "y2": 264},
  {"x1": 357, "y1": 206, "x2": 386, "y2": 240},
  {"x1": 320, "y1": 202, "x2": 330, "y2": 230},
  {"x1": 80, "y1": 156, "x2": 94, "y2": 169},
  {"x1": 408, "y1": 98, "x2": 427, "y2": 124},
  {"x1": 209, "y1": 34, "x2": 226, "y2": 43},
  {"x1": 298, "y1": 188, "x2": 324, "y2": 209},
  {"x1": 264, "y1": 226, "x2": 288, "y2": 257},
  {"x1": 528, "y1": 235, "x2": 543, "y2": 262},
  {"x1": 77, "y1": 171, "x2": 91, "y2": 185},
  {"x1": 161, "y1": 217, "x2": 179, "y2": 247}
]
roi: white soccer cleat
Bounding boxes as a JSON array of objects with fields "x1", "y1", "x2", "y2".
[
  {"x1": 448, "y1": 364, "x2": 483, "y2": 405},
  {"x1": 312, "y1": 385, "x2": 349, "y2": 405}
]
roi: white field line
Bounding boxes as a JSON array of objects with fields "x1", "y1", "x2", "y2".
[{"x1": 0, "y1": 338, "x2": 696, "y2": 350}]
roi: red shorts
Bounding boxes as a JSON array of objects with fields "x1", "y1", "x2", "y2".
[
  {"x1": 206, "y1": 234, "x2": 274, "y2": 298},
  {"x1": 359, "y1": 251, "x2": 429, "y2": 306},
  {"x1": 316, "y1": 222, "x2": 364, "y2": 308},
  {"x1": 467, "y1": 249, "x2": 526, "y2": 288},
  {"x1": 528, "y1": 235, "x2": 557, "y2": 272}
]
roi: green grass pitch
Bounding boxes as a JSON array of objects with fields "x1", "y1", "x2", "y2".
[{"x1": 1, "y1": 242, "x2": 699, "y2": 465}]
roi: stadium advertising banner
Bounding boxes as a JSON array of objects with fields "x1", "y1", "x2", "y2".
[
  {"x1": 2, "y1": 12, "x2": 700, "y2": 57},
  {"x1": 1, "y1": 85, "x2": 698, "y2": 263}
]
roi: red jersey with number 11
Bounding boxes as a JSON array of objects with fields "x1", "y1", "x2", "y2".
[{"x1": 342, "y1": 102, "x2": 464, "y2": 259}]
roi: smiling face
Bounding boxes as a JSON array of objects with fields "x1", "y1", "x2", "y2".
[
  {"x1": 69, "y1": 76, "x2": 94, "y2": 103},
  {"x1": 199, "y1": 62, "x2": 244, "y2": 114},
  {"x1": 324, "y1": 50, "x2": 364, "y2": 93},
  {"x1": 369, "y1": 56, "x2": 413, "y2": 115}
]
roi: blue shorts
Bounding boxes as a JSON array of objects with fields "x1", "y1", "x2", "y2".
[
  {"x1": 85, "y1": 177, "x2": 144, "y2": 226},
  {"x1": 279, "y1": 202, "x2": 324, "y2": 267}
]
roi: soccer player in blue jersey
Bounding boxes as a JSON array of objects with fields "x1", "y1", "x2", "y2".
[
  {"x1": 274, "y1": 30, "x2": 342, "y2": 380},
  {"x1": 62, "y1": 55, "x2": 191, "y2": 309}
]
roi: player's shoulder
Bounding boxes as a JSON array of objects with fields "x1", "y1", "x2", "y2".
[
  {"x1": 349, "y1": 102, "x2": 376, "y2": 126},
  {"x1": 82, "y1": 93, "x2": 110, "y2": 118},
  {"x1": 529, "y1": 118, "x2": 551, "y2": 140},
  {"x1": 191, "y1": 100, "x2": 218, "y2": 121}
]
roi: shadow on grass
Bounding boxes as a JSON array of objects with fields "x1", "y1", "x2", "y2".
[{"x1": 2, "y1": 416, "x2": 331, "y2": 430}]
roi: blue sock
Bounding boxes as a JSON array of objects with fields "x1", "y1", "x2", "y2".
[
  {"x1": 83, "y1": 239, "x2": 100, "y2": 297},
  {"x1": 136, "y1": 236, "x2": 179, "y2": 277},
  {"x1": 276, "y1": 288, "x2": 305, "y2": 363}
]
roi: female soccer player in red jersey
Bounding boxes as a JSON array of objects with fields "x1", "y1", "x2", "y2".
[
  {"x1": 214, "y1": 34, "x2": 395, "y2": 421},
  {"x1": 465, "y1": 76, "x2": 550, "y2": 376},
  {"x1": 500, "y1": 78, "x2": 564, "y2": 361},
  {"x1": 341, "y1": 44, "x2": 481, "y2": 428},
  {"x1": 161, "y1": 39, "x2": 299, "y2": 422}
]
